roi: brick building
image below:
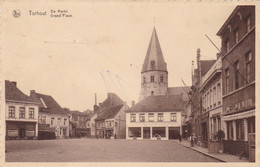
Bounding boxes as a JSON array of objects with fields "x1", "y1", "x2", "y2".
[{"x1": 216, "y1": 6, "x2": 255, "y2": 155}]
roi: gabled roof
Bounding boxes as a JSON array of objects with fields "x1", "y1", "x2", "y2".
[
  {"x1": 141, "y1": 27, "x2": 167, "y2": 73},
  {"x1": 5, "y1": 80, "x2": 39, "y2": 104},
  {"x1": 126, "y1": 95, "x2": 183, "y2": 113},
  {"x1": 201, "y1": 60, "x2": 216, "y2": 77},
  {"x1": 95, "y1": 104, "x2": 124, "y2": 121},
  {"x1": 167, "y1": 87, "x2": 189, "y2": 100},
  {"x1": 31, "y1": 91, "x2": 67, "y2": 115},
  {"x1": 70, "y1": 110, "x2": 86, "y2": 116},
  {"x1": 99, "y1": 93, "x2": 124, "y2": 111}
]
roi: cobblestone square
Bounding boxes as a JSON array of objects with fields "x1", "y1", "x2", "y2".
[{"x1": 6, "y1": 139, "x2": 219, "y2": 162}]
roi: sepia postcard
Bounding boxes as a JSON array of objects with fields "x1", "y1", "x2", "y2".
[{"x1": 0, "y1": 0, "x2": 259, "y2": 166}]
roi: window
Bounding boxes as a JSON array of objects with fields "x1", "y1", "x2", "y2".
[
  {"x1": 225, "y1": 68, "x2": 230, "y2": 94},
  {"x1": 143, "y1": 76, "x2": 146, "y2": 83},
  {"x1": 151, "y1": 75, "x2": 154, "y2": 82},
  {"x1": 234, "y1": 29, "x2": 239, "y2": 43},
  {"x1": 151, "y1": 91, "x2": 154, "y2": 96},
  {"x1": 64, "y1": 118, "x2": 67, "y2": 125},
  {"x1": 225, "y1": 39, "x2": 230, "y2": 52},
  {"x1": 139, "y1": 114, "x2": 145, "y2": 122},
  {"x1": 29, "y1": 108, "x2": 34, "y2": 119},
  {"x1": 234, "y1": 61, "x2": 239, "y2": 89},
  {"x1": 158, "y1": 113, "x2": 163, "y2": 122},
  {"x1": 217, "y1": 83, "x2": 221, "y2": 103},
  {"x1": 57, "y1": 118, "x2": 61, "y2": 126},
  {"x1": 170, "y1": 113, "x2": 177, "y2": 122},
  {"x1": 151, "y1": 60, "x2": 155, "y2": 65},
  {"x1": 130, "y1": 114, "x2": 136, "y2": 122},
  {"x1": 210, "y1": 89, "x2": 212, "y2": 108},
  {"x1": 213, "y1": 87, "x2": 216, "y2": 106},
  {"x1": 42, "y1": 116, "x2": 46, "y2": 124},
  {"x1": 9, "y1": 106, "x2": 15, "y2": 118},
  {"x1": 51, "y1": 118, "x2": 55, "y2": 125},
  {"x1": 148, "y1": 113, "x2": 154, "y2": 122},
  {"x1": 246, "y1": 52, "x2": 252, "y2": 83},
  {"x1": 19, "y1": 107, "x2": 25, "y2": 118},
  {"x1": 160, "y1": 75, "x2": 164, "y2": 83},
  {"x1": 247, "y1": 16, "x2": 251, "y2": 32}
]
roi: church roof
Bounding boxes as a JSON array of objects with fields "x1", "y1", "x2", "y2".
[{"x1": 141, "y1": 27, "x2": 167, "y2": 73}]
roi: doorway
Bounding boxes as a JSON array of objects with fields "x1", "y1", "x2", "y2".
[
  {"x1": 19, "y1": 128, "x2": 25, "y2": 139},
  {"x1": 143, "y1": 127, "x2": 150, "y2": 139}
]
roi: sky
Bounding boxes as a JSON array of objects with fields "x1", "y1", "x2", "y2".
[{"x1": 1, "y1": 2, "x2": 238, "y2": 111}]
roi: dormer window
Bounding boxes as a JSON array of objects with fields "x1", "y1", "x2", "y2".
[{"x1": 151, "y1": 60, "x2": 155, "y2": 66}]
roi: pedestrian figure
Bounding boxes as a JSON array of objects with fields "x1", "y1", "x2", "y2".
[
  {"x1": 179, "y1": 134, "x2": 182, "y2": 143},
  {"x1": 114, "y1": 134, "x2": 117, "y2": 139},
  {"x1": 190, "y1": 135, "x2": 194, "y2": 147}
]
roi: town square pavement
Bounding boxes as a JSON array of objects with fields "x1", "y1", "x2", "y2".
[{"x1": 5, "y1": 138, "x2": 220, "y2": 162}]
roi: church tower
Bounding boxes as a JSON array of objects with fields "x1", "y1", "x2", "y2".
[{"x1": 139, "y1": 27, "x2": 168, "y2": 101}]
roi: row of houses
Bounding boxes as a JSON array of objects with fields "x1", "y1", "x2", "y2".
[
  {"x1": 182, "y1": 5, "x2": 255, "y2": 156},
  {"x1": 5, "y1": 80, "x2": 129, "y2": 140}
]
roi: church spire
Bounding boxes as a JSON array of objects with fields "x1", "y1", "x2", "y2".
[{"x1": 141, "y1": 27, "x2": 167, "y2": 73}]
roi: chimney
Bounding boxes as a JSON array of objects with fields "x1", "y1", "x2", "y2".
[
  {"x1": 30, "y1": 90, "x2": 36, "y2": 96},
  {"x1": 131, "y1": 101, "x2": 135, "y2": 107},
  {"x1": 216, "y1": 53, "x2": 221, "y2": 59},
  {"x1": 11, "y1": 81, "x2": 17, "y2": 87}
]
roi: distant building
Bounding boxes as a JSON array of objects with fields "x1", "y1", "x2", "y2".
[
  {"x1": 95, "y1": 93, "x2": 126, "y2": 138},
  {"x1": 69, "y1": 110, "x2": 88, "y2": 138},
  {"x1": 199, "y1": 55, "x2": 222, "y2": 146},
  {"x1": 30, "y1": 90, "x2": 70, "y2": 139},
  {"x1": 217, "y1": 6, "x2": 255, "y2": 155},
  {"x1": 86, "y1": 113, "x2": 97, "y2": 138},
  {"x1": 5, "y1": 81, "x2": 40, "y2": 140},
  {"x1": 126, "y1": 95, "x2": 183, "y2": 140},
  {"x1": 96, "y1": 103, "x2": 128, "y2": 139}
]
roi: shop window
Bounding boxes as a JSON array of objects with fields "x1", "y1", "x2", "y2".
[
  {"x1": 9, "y1": 106, "x2": 15, "y2": 118},
  {"x1": 139, "y1": 114, "x2": 145, "y2": 122},
  {"x1": 29, "y1": 108, "x2": 34, "y2": 119},
  {"x1": 148, "y1": 113, "x2": 154, "y2": 122},
  {"x1": 236, "y1": 119, "x2": 244, "y2": 141},
  {"x1": 130, "y1": 114, "x2": 136, "y2": 122},
  {"x1": 170, "y1": 113, "x2": 177, "y2": 122},
  {"x1": 152, "y1": 127, "x2": 166, "y2": 138},
  {"x1": 19, "y1": 107, "x2": 25, "y2": 118},
  {"x1": 158, "y1": 113, "x2": 163, "y2": 122},
  {"x1": 227, "y1": 121, "x2": 233, "y2": 140},
  {"x1": 128, "y1": 127, "x2": 141, "y2": 138}
]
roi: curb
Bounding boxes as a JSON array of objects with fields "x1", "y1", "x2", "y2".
[{"x1": 173, "y1": 140, "x2": 226, "y2": 162}]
